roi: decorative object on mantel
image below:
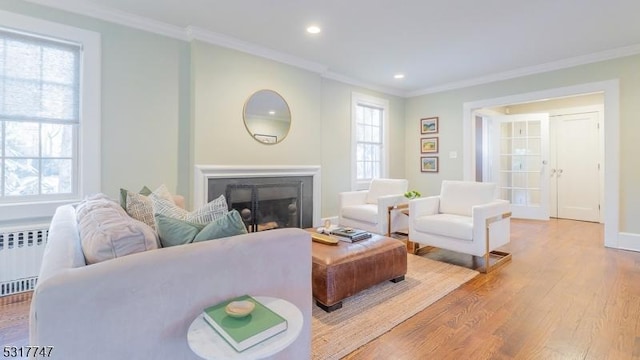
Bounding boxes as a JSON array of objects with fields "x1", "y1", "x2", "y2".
[
  {"x1": 420, "y1": 116, "x2": 438, "y2": 134},
  {"x1": 404, "y1": 190, "x2": 421, "y2": 200},
  {"x1": 243, "y1": 89, "x2": 291, "y2": 145},
  {"x1": 421, "y1": 156, "x2": 439, "y2": 173}
]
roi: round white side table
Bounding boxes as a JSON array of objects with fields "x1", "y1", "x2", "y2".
[{"x1": 187, "y1": 296, "x2": 303, "y2": 360}]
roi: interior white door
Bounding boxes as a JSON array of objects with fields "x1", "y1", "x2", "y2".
[
  {"x1": 552, "y1": 112, "x2": 600, "y2": 222},
  {"x1": 492, "y1": 113, "x2": 550, "y2": 220}
]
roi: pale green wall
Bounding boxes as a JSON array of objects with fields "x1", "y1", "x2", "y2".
[
  {"x1": 190, "y1": 42, "x2": 405, "y2": 218},
  {"x1": 405, "y1": 54, "x2": 640, "y2": 233},
  {"x1": 320, "y1": 79, "x2": 406, "y2": 217},
  {"x1": 6, "y1": 1, "x2": 636, "y2": 233},
  {"x1": 1, "y1": 0, "x2": 191, "y2": 199},
  {"x1": 1, "y1": 0, "x2": 406, "y2": 220}
]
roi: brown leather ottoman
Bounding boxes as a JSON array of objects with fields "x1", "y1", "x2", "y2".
[{"x1": 311, "y1": 233, "x2": 407, "y2": 312}]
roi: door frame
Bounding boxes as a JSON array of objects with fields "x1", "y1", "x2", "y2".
[{"x1": 462, "y1": 80, "x2": 619, "y2": 249}]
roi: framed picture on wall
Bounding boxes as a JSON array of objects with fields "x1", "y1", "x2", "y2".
[
  {"x1": 420, "y1": 137, "x2": 439, "y2": 153},
  {"x1": 420, "y1": 117, "x2": 439, "y2": 134},
  {"x1": 421, "y1": 156, "x2": 439, "y2": 173}
]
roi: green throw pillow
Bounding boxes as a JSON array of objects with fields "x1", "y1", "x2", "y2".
[
  {"x1": 155, "y1": 213, "x2": 205, "y2": 247},
  {"x1": 194, "y1": 210, "x2": 248, "y2": 242},
  {"x1": 119, "y1": 186, "x2": 152, "y2": 210},
  {"x1": 155, "y1": 210, "x2": 247, "y2": 247}
]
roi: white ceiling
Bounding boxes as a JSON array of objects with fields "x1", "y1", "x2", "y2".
[{"x1": 25, "y1": 0, "x2": 640, "y2": 96}]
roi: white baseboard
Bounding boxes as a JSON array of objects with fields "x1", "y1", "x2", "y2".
[{"x1": 617, "y1": 232, "x2": 640, "y2": 252}]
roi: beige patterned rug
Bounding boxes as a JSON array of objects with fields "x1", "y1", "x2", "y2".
[{"x1": 311, "y1": 254, "x2": 479, "y2": 359}]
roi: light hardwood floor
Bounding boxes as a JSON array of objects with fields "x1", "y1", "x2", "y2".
[{"x1": 1, "y1": 219, "x2": 639, "y2": 359}]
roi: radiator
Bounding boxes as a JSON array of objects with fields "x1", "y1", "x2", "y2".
[{"x1": 0, "y1": 224, "x2": 49, "y2": 296}]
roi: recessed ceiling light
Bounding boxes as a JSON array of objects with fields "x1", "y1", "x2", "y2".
[
  {"x1": 306, "y1": 25, "x2": 321, "y2": 34},
  {"x1": 394, "y1": 74, "x2": 405, "y2": 79},
  {"x1": 269, "y1": 110, "x2": 276, "y2": 115}
]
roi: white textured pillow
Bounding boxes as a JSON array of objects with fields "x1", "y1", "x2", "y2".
[
  {"x1": 77, "y1": 196, "x2": 159, "y2": 264},
  {"x1": 152, "y1": 194, "x2": 229, "y2": 224},
  {"x1": 125, "y1": 184, "x2": 174, "y2": 231}
]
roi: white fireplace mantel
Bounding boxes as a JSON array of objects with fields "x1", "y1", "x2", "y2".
[{"x1": 194, "y1": 165, "x2": 322, "y2": 227}]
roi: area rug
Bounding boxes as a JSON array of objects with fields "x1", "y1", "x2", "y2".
[{"x1": 311, "y1": 254, "x2": 479, "y2": 360}]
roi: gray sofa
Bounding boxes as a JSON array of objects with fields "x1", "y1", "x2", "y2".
[{"x1": 29, "y1": 204, "x2": 312, "y2": 359}]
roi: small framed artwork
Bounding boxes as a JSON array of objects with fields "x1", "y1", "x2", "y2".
[
  {"x1": 420, "y1": 137, "x2": 439, "y2": 153},
  {"x1": 254, "y1": 134, "x2": 277, "y2": 144},
  {"x1": 421, "y1": 156, "x2": 439, "y2": 173},
  {"x1": 420, "y1": 117, "x2": 439, "y2": 134}
]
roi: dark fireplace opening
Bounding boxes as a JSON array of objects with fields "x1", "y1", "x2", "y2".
[
  {"x1": 207, "y1": 176, "x2": 313, "y2": 232},
  {"x1": 226, "y1": 183, "x2": 302, "y2": 232}
]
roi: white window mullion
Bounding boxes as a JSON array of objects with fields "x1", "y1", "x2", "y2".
[{"x1": 351, "y1": 92, "x2": 389, "y2": 190}]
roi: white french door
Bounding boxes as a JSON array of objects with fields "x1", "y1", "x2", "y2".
[{"x1": 492, "y1": 113, "x2": 550, "y2": 220}]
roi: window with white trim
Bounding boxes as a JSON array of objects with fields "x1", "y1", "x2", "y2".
[
  {"x1": 351, "y1": 92, "x2": 389, "y2": 190},
  {"x1": 0, "y1": 30, "x2": 79, "y2": 200},
  {"x1": 0, "y1": 11, "x2": 100, "y2": 221}
]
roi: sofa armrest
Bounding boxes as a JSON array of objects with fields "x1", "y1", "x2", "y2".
[
  {"x1": 30, "y1": 228, "x2": 312, "y2": 360},
  {"x1": 339, "y1": 190, "x2": 368, "y2": 208},
  {"x1": 38, "y1": 206, "x2": 86, "y2": 284},
  {"x1": 409, "y1": 196, "x2": 440, "y2": 218}
]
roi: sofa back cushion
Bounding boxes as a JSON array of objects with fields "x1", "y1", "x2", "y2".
[
  {"x1": 365, "y1": 178, "x2": 408, "y2": 204},
  {"x1": 439, "y1": 181, "x2": 497, "y2": 217},
  {"x1": 77, "y1": 195, "x2": 159, "y2": 264}
]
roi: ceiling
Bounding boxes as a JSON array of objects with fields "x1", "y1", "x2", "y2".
[{"x1": 25, "y1": 0, "x2": 640, "y2": 96}]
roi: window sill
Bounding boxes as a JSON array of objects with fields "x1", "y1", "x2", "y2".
[{"x1": 0, "y1": 199, "x2": 80, "y2": 224}]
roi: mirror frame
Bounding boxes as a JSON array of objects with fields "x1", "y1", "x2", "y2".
[{"x1": 243, "y1": 89, "x2": 291, "y2": 145}]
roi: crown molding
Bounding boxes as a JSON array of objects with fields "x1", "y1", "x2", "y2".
[
  {"x1": 22, "y1": 0, "x2": 188, "y2": 40},
  {"x1": 22, "y1": 1, "x2": 402, "y2": 96},
  {"x1": 22, "y1": 1, "x2": 640, "y2": 99},
  {"x1": 408, "y1": 43, "x2": 640, "y2": 97},
  {"x1": 322, "y1": 71, "x2": 407, "y2": 98},
  {"x1": 185, "y1": 26, "x2": 328, "y2": 75}
]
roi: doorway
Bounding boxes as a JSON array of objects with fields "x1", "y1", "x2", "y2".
[
  {"x1": 462, "y1": 80, "x2": 620, "y2": 248},
  {"x1": 477, "y1": 101, "x2": 603, "y2": 223}
]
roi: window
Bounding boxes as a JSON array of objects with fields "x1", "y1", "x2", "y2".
[
  {"x1": 351, "y1": 92, "x2": 389, "y2": 190},
  {"x1": 0, "y1": 30, "x2": 79, "y2": 200},
  {"x1": 0, "y1": 11, "x2": 100, "y2": 221}
]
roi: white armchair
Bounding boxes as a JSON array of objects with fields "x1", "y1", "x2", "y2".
[
  {"x1": 408, "y1": 180, "x2": 511, "y2": 273},
  {"x1": 339, "y1": 178, "x2": 409, "y2": 235}
]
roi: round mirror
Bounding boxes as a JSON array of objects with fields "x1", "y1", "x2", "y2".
[{"x1": 243, "y1": 90, "x2": 291, "y2": 144}]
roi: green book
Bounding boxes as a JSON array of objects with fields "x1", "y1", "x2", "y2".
[{"x1": 203, "y1": 295, "x2": 288, "y2": 352}]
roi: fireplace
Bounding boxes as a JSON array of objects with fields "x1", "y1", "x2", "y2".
[{"x1": 194, "y1": 165, "x2": 321, "y2": 231}]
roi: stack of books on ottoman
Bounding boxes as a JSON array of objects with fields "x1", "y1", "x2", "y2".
[
  {"x1": 329, "y1": 227, "x2": 372, "y2": 242},
  {"x1": 202, "y1": 295, "x2": 287, "y2": 352}
]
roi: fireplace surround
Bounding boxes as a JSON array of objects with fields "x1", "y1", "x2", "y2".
[{"x1": 194, "y1": 165, "x2": 321, "y2": 230}]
